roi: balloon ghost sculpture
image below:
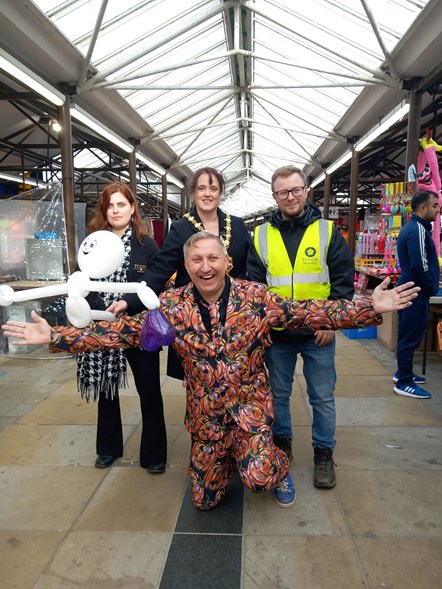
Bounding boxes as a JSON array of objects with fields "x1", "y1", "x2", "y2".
[{"x1": 0, "y1": 231, "x2": 160, "y2": 328}]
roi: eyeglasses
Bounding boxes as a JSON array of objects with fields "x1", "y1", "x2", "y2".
[{"x1": 273, "y1": 186, "x2": 307, "y2": 200}]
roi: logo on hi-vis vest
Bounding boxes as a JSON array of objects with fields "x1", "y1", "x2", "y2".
[{"x1": 305, "y1": 247, "x2": 316, "y2": 258}]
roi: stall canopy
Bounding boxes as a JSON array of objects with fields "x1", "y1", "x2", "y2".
[{"x1": 0, "y1": 0, "x2": 441, "y2": 218}]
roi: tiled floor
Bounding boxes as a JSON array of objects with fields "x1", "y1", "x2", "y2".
[{"x1": 0, "y1": 333, "x2": 441, "y2": 589}]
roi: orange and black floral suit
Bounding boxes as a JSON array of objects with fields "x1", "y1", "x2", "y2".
[{"x1": 50, "y1": 278, "x2": 381, "y2": 510}]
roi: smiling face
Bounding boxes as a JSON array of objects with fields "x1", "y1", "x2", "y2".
[
  {"x1": 106, "y1": 191, "x2": 134, "y2": 236},
  {"x1": 78, "y1": 230, "x2": 125, "y2": 278},
  {"x1": 184, "y1": 237, "x2": 228, "y2": 303},
  {"x1": 193, "y1": 173, "x2": 222, "y2": 215},
  {"x1": 272, "y1": 172, "x2": 308, "y2": 219}
]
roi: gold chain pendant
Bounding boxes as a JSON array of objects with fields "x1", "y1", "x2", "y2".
[{"x1": 184, "y1": 212, "x2": 233, "y2": 273}]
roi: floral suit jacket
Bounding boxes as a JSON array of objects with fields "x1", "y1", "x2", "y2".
[{"x1": 51, "y1": 279, "x2": 381, "y2": 442}]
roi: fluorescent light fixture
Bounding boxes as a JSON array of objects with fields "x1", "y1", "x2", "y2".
[
  {"x1": 0, "y1": 49, "x2": 65, "y2": 106},
  {"x1": 71, "y1": 104, "x2": 133, "y2": 154},
  {"x1": 355, "y1": 100, "x2": 410, "y2": 152},
  {"x1": 0, "y1": 172, "x2": 46, "y2": 187},
  {"x1": 326, "y1": 150, "x2": 352, "y2": 175},
  {"x1": 137, "y1": 153, "x2": 166, "y2": 176},
  {"x1": 166, "y1": 174, "x2": 184, "y2": 189},
  {"x1": 310, "y1": 173, "x2": 326, "y2": 188}
]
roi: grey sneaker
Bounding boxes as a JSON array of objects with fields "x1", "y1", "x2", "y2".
[
  {"x1": 313, "y1": 447, "x2": 336, "y2": 488},
  {"x1": 273, "y1": 435, "x2": 293, "y2": 462}
]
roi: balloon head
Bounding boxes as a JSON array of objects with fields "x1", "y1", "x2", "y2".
[{"x1": 78, "y1": 231, "x2": 125, "y2": 278}]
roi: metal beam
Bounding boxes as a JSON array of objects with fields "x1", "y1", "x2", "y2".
[
  {"x1": 80, "y1": 1, "x2": 236, "y2": 89},
  {"x1": 348, "y1": 149, "x2": 359, "y2": 255},
  {"x1": 405, "y1": 90, "x2": 423, "y2": 176},
  {"x1": 59, "y1": 100, "x2": 76, "y2": 273}
]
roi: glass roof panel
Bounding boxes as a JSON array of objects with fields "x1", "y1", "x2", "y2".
[{"x1": 33, "y1": 0, "x2": 431, "y2": 218}]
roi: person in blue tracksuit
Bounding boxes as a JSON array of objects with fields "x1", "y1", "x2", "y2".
[{"x1": 394, "y1": 190, "x2": 440, "y2": 398}]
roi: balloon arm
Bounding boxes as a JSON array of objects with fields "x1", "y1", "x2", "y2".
[
  {"x1": 87, "y1": 280, "x2": 159, "y2": 309},
  {"x1": 90, "y1": 310, "x2": 117, "y2": 322},
  {"x1": 0, "y1": 283, "x2": 68, "y2": 306},
  {"x1": 87, "y1": 281, "x2": 140, "y2": 295}
]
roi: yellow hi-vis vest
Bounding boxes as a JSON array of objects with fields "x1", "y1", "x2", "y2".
[{"x1": 253, "y1": 219, "x2": 333, "y2": 301}]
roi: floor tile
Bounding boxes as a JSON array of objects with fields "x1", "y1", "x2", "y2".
[
  {"x1": 355, "y1": 538, "x2": 442, "y2": 589},
  {"x1": 160, "y1": 533, "x2": 241, "y2": 589},
  {"x1": 0, "y1": 466, "x2": 105, "y2": 530},
  {"x1": 75, "y1": 467, "x2": 187, "y2": 532},
  {"x1": 335, "y1": 426, "x2": 442, "y2": 470},
  {"x1": 335, "y1": 396, "x2": 442, "y2": 426},
  {"x1": 0, "y1": 529, "x2": 66, "y2": 589},
  {"x1": 335, "y1": 356, "x2": 390, "y2": 375},
  {"x1": 47, "y1": 380, "x2": 77, "y2": 397},
  {"x1": 34, "y1": 530, "x2": 171, "y2": 589},
  {"x1": 17, "y1": 395, "x2": 141, "y2": 426},
  {"x1": 163, "y1": 394, "x2": 186, "y2": 425},
  {"x1": 0, "y1": 424, "x2": 99, "y2": 466},
  {"x1": 175, "y1": 475, "x2": 244, "y2": 534},
  {"x1": 337, "y1": 469, "x2": 442, "y2": 538},
  {"x1": 243, "y1": 468, "x2": 345, "y2": 537},
  {"x1": 335, "y1": 374, "x2": 395, "y2": 396},
  {"x1": 243, "y1": 536, "x2": 365, "y2": 589}
]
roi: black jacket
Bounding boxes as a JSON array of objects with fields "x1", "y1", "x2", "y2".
[
  {"x1": 125, "y1": 207, "x2": 252, "y2": 314},
  {"x1": 247, "y1": 204, "x2": 354, "y2": 343}
]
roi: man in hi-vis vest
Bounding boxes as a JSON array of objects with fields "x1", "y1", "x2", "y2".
[{"x1": 248, "y1": 165, "x2": 354, "y2": 489}]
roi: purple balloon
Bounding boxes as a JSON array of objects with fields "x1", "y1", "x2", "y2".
[{"x1": 141, "y1": 309, "x2": 175, "y2": 351}]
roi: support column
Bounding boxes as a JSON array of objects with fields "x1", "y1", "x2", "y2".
[
  {"x1": 129, "y1": 150, "x2": 137, "y2": 196},
  {"x1": 59, "y1": 100, "x2": 76, "y2": 273},
  {"x1": 323, "y1": 173, "x2": 331, "y2": 219},
  {"x1": 162, "y1": 174, "x2": 168, "y2": 242},
  {"x1": 405, "y1": 90, "x2": 423, "y2": 177},
  {"x1": 348, "y1": 149, "x2": 359, "y2": 255},
  {"x1": 180, "y1": 187, "x2": 186, "y2": 216}
]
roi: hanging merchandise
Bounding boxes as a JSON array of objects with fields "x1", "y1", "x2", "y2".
[
  {"x1": 354, "y1": 181, "x2": 416, "y2": 291},
  {"x1": 416, "y1": 131, "x2": 442, "y2": 257}
]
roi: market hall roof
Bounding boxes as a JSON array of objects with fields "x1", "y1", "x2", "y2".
[{"x1": 0, "y1": 0, "x2": 441, "y2": 217}]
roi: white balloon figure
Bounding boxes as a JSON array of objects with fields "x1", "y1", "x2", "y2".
[{"x1": 0, "y1": 230, "x2": 159, "y2": 328}]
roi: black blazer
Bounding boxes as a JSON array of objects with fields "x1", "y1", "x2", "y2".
[{"x1": 125, "y1": 208, "x2": 252, "y2": 314}]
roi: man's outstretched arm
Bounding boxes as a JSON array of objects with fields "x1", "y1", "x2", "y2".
[{"x1": 2, "y1": 310, "x2": 145, "y2": 353}]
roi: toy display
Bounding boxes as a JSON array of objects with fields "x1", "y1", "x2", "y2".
[{"x1": 353, "y1": 182, "x2": 414, "y2": 293}]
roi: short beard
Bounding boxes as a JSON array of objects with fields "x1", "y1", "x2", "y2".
[{"x1": 281, "y1": 206, "x2": 306, "y2": 220}]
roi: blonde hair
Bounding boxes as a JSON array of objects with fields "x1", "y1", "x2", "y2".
[{"x1": 271, "y1": 165, "x2": 307, "y2": 192}]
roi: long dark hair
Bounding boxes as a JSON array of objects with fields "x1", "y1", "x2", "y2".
[{"x1": 88, "y1": 182, "x2": 145, "y2": 243}]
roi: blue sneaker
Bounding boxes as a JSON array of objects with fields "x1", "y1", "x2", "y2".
[
  {"x1": 273, "y1": 474, "x2": 296, "y2": 507},
  {"x1": 394, "y1": 382, "x2": 431, "y2": 399},
  {"x1": 393, "y1": 372, "x2": 426, "y2": 384}
]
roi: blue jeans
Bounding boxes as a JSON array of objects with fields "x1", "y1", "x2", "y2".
[{"x1": 265, "y1": 338, "x2": 337, "y2": 449}]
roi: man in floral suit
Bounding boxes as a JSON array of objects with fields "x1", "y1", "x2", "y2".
[{"x1": 2, "y1": 233, "x2": 418, "y2": 510}]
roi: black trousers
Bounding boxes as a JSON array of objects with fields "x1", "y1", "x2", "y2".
[
  {"x1": 166, "y1": 346, "x2": 185, "y2": 380},
  {"x1": 96, "y1": 347, "x2": 167, "y2": 466},
  {"x1": 396, "y1": 292, "x2": 429, "y2": 383}
]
